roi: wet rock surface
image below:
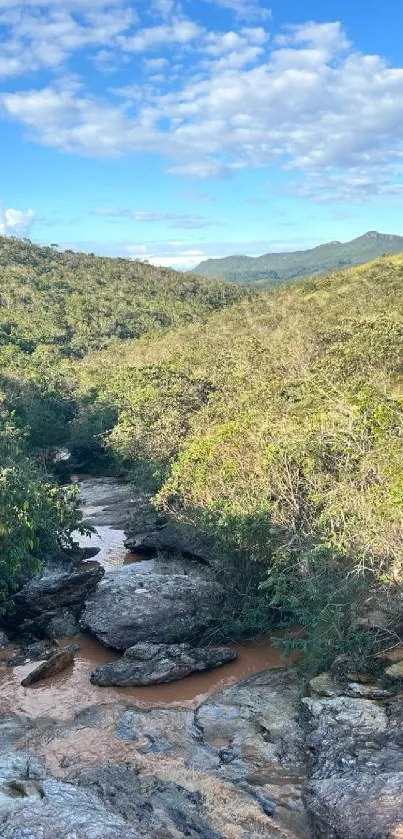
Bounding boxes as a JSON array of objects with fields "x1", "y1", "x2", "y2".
[
  {"x1": 82, "y1": 565, "x2": 223, "y2": 649},
  {"x1": 90, "y1": 642, "x2": 238, "y2": 686},
  {"x1": 0, "y1": 669, "x2": 310, "y2": 839},
  {"x1": 21, "y1": 646, "x2": 76, "y2": 687}
]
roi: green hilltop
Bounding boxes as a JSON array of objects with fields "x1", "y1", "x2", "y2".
[
  {"x1": 0, "y1": 235, "x2": 248, "y2": 358},
  {"x1": 194, "y1": 231, "x2": 403, "y2": 286}
]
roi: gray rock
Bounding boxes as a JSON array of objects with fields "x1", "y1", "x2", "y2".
[
  {"x1": 5, "y1": 565, "x2": 104, "y2": 633},
  {"x1": 303, "y1": 693, "x2": 403, "y2": 839},
  {"x1": 124, "y1": 520, "x2": 213, "y2": 563},
  {"x1": 0, "y1": 767, "x2": 139, "y2": 839},
  {"x1": 21, "y1": 647, "x2": 76, "y2": 687},
  {"x1": 307, "y1": 772, "x2": 403, "y2": 839},
  {"x1": 7, "y1": 641, "x2": 57, "y2": 668},
  {"x1": 82, "y1": 566, "x2": 223, "y2": 650},
  {"x1": 90, "y1": 642, "x2": 237, "y2": 686},
  {"x1": 16, "y1": 565, "x2": 104, "y2": 614},
  {"x1": 45, "y1": 608, "x2": 79, "y2": 639},
  {"x1": 0, "y1": 630, "x2": 9, "y2": 648},
  {"x1": 76, "y1": 762, "x2": 222, "y2": 838}
]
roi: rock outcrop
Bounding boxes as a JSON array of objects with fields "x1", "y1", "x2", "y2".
[
  {"x1": 0, "y1": 754, "x2": 139, "y2": 839},
  {"x1": 90, "y1": 641, "x2": 237, "y2": 686},
  {"x1": 124, "y1": 521, "x2": 213, "y2": 563},
  {"x1": 82, "y1": 565, "x2": 223, "y2": 649},
  {"x1": 303, "y1": 693, "x2": 403, "y2": 838},
  {"x1": 4, "y1": 564, "x2": 104, "y2": 637}
]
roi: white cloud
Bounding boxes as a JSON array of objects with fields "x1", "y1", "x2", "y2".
[
  {"x1": 0, "y1": 3, "x2": 136, "y2": 77},
  {"x1": 0, "y1": 205, "x2": 35, "y2": 236},
  {"x1": 201, "y1": 0, "x2": 271, "y2": 22},
  {"x1": 94, "y1": 207, "x2": 217, "y2": 227},
  {"x1": 118, "y1": 19, "x2": 201, "y2": 52},
  {"x1": 1, "y1": 15, "x2": 403, "y2": 200}
]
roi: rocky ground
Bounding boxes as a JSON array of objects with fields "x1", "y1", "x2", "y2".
[{"x1": 0, "y1": 479, "x2": 402, "y2": 838}]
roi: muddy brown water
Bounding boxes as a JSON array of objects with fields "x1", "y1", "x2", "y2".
[
  {"x1": 0, "y1": 634, "x2": 296, "y2": 721},
  {"x1": 0, "y1": 477, "x2": 297, "y2": 723}
]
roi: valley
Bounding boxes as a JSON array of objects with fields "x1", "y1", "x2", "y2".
[{"x1": 0, "y1": 236, "x2": 402, "y2": 837}]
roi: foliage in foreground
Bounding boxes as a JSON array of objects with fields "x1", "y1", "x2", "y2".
[
  {"x1": 77, "y1": 254, "x2": 403, "y2": 669},
  {"x1": 0, "y1": 406, "x2": 86, "y2": 608}
]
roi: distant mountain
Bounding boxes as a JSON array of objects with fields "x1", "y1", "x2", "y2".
[{"x1": 194, "y1": 231, "x2": 403, "y2": 286}]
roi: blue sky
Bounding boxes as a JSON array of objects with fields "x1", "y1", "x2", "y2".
[{"x1": 0, "y1": 0, "x2": 402, "y2": 268}]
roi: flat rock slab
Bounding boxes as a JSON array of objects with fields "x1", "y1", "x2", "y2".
[
  {"x1": 82, "y1": 566, "x2": 223, "y2": 650},
  {"x1": 21, "y1": 646, "x2": 76, "y2": 687},
  {"x1": 90, "y1": 641, "x2": 237, "y2": 686}
]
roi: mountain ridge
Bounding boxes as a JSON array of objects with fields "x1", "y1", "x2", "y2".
[{"x1": 194, "y1": 231, "x2": 403, "y2": 286}]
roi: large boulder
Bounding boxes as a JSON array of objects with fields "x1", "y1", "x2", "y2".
[
  {"x1": 124, "y1": 520, "x2": 213, "y2": 563},
  {"x1": 90, "y1": 641, "x2": 237, "y2": 686},
  {"x1": 81, "y1": 566, "x2": 223, "y2": 650}
]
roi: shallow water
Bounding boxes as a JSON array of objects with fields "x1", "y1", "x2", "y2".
[
  {"x1": 72, "y1": 477, "x2": 142, "y2": 571},
  {"x1": 0, "y1": 633, "x2": 295, "y2": 720},
  {"x1": 0, "y1": 476, "x2": 296, "y2": 722}
]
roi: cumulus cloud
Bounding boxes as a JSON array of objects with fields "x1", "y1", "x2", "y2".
[
  {"x1": 0, "y1": 205, "x2": 35, "y2": 236},
  {"x1": 1, "y1": 10, "x2": 403, "y2": 200}
]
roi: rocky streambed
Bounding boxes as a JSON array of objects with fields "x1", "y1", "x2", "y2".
[{"x1": 0, "y1": 478, "x2": 402, "y2": 838}]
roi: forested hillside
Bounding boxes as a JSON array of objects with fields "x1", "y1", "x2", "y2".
[
  {"x1": 0, "y1": 236, "x2": 248, "y2": 452},
  {"x1": 195, "y1": 231, "x2": 403, "y2": 287},
  {"x1": 0, "y1": 236, "x2": 247, "y2": 357},
  {"x1": 76, "y1": 253, "x2": 403, "y2": 667}
]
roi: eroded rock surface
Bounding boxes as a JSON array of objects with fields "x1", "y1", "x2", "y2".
[
  {"x1": 0, "y1": 754, "x2": 139, "y2": 839},
  {"x1": 82, "y1": 566, "x2": 223, "y2": 649},
  {"x1": 91, "y1": 641, "x2": 237, "y2": 686},
  {"x1": 303, "y1": 694, "x2": 403, "y2": 838},
  {"x1": 0, "y1": 669, "x2": 310, "y2": 839}
]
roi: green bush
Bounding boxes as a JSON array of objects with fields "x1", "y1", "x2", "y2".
[{"x1": 0, "y1": 407, "x2": 87, "y2": 609}]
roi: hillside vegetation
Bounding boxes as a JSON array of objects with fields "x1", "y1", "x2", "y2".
[
  {"x1": 0, "y1": 236, "x2": 247, "y2": 357},
  {"x1": 77, "y1": 253, "x2": 403, "y2": 667},
  {"x1": 0, "y1": 236, "x2": 247, "y2": 455},
  {"x1": 0, "y1": 236, "x2": 247, "y2": 606},
  {"x1": 1, "y1": 235, "x2": 402, "y2": 669},
  {"x1": 195, "y1": 231, "x2": 403, "y2": 287}
]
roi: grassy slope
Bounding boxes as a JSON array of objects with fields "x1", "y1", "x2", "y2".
[
  {"x1": 195, "y1": 231, "x2": 403, "y2": 286},
  {"x1": 78, "y1": 254, "x2": 403, "y2": 660}
]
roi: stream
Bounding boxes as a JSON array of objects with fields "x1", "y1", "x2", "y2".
[
  {"x1": 0, "y1": 482, "x2": 399, "y2": 839},
  {"x1": 0, "y1": 477, "x2": 313, "y2": 839},
  {"x1": 0, "y1": 477, "x2": 296, "y2": 716}
]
